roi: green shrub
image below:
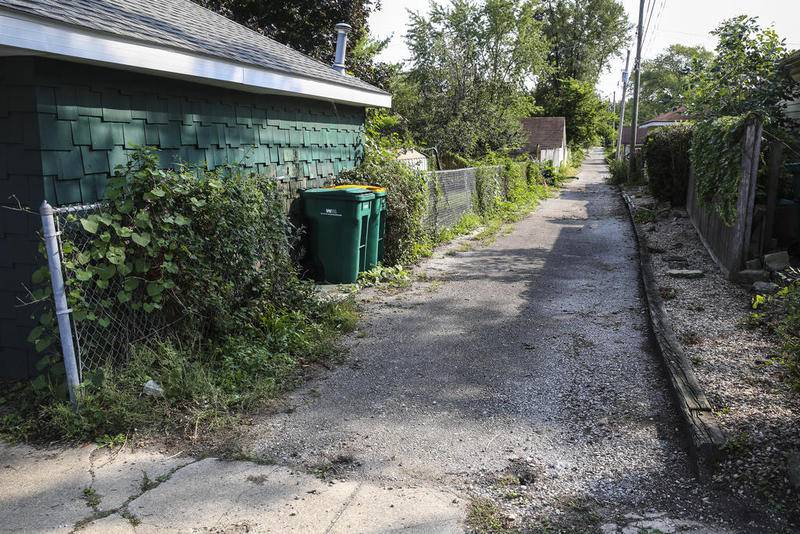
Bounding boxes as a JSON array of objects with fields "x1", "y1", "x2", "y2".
[
  {"x1": 525, "y1": 160, "x2": 544, "y2": 187},
  {"x1": 337, "y1": 143, "x2": 428, "y2": 265},
  {"x1": 607, "y1": 158, "x2": 629, "y2": 185},
  {"x1": 7, "y1": 147, "x2": 358, "y2": 442},
  {"x1": 643, "y1": 124, "x2": 693, "y2": 205},
  {"x1": 474, "y1": 166, "x2": 502, "y2": 217},
  {"x1": 751, "y1": 283, "x2": 800, "y2": 389}
]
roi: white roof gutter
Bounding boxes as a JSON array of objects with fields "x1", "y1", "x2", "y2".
[{"x1": 0, "y1": 10, "x2": 392, "y2": 108}]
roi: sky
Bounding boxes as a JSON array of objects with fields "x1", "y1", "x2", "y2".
[{"x1": 368, "y1": 0, "x2": 800, "y2": 101}]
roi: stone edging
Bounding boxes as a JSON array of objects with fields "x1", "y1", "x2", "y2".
[{"x1": 620, "y1": 191, "x2": 727, "y2": 478}]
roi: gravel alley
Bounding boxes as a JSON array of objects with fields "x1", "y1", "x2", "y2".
[
  {"x1": 242, "y1": 148, "x2": 775, "y2": 532},
  {"x1": 1, "y1": 149, "x2": 777, "y2": 533}
]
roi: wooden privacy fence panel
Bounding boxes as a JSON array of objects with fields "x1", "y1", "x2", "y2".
[{"x1": 686, "y1": 117, "x2": 763, "y2": 277}]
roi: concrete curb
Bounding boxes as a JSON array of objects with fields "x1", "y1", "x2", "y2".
[{"x1": 620, "y1": 190, "x2": 727, "y2": 478}]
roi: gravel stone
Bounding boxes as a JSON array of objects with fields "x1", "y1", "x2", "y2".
[
  {"x1": 751, "y1": 281, "x2": 779, "y2": 294},
  {"x1": 667, "y1": 269, "x2": 704, "y2": 279},
  {"x1": 764, "y1": 251, "x2": 791, "y2": 272}
]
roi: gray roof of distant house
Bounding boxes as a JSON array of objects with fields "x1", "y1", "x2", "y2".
[
  {"x1": 0, "y1": 0, "x2": 387, "y2": 96},
  {"x1": 520, "y1": 117, "x2": 567, "y2": 150}
]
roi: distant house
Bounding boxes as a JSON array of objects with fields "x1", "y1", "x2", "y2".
[
  {"x1": 620, "y1": 126, "x2": 650, "y2": 153},
  {"x1": 620, "y1": 107, "x2": 691, "y2": 152},
  {"x1": 397, "y1": 149, "x2": 429, "y2": 171},
  {"x1": 640, "y1": 107, "x2": 691, "y2": 129},
  {"x1": 0, "y1": 0, "x2": 390, "y2": 378},
  {"x1": 520, "y1": 117, "x2": 568, "y2": 167}
]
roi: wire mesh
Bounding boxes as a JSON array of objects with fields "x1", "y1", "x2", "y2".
[
  {"x1": 425, "y1": 166, "x2": 501, "y2": 233},
  {"x1": 52, "y1": 203, "x2": 171, "y2": 379}
]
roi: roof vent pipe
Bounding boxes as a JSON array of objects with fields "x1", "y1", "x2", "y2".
[{"x1": 332, "y1": 22, "x2": 352, "y2": 74}]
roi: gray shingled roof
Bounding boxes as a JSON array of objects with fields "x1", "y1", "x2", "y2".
[
  {"x1": 0, "y1": 0, "x2": 387, "y2": 95},
  {"x1": 520, "y1": 117, "x2": 566, "y2": 150}
]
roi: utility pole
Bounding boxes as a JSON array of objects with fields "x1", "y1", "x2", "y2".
[
  {"x1": 611, "y1": 91, "x2": 617, "y2": 132},
  {"x1": 616, "y1": 49, "x2": 631, "y2": 160},
  {"x1": 628, "y1": 0, "x2": 646, "y2": 176}
]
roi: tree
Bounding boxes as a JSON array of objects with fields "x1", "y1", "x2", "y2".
[
  {"x1": 539, "y1": 0, "x2": 629, "y2": 84},
  {"x1": 537, "y1": 78, "x2": 615, "y2": 147},
  {"x1": 686, "y1": 16, "x2": 800, "y2": 128},
  {"x1": 636, "y1": 44, "x2": 713, "y2": 121},
  {"x1": 194, "y1": 0, "x2": 395, "y2": 88},
  {"x1": 397, "y1": 0, "x2": 548, "y2": 159}
]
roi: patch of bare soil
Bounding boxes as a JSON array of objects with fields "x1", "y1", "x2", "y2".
[{"x1": 625, "y1": 186, "x2": 800, "y2": 529}]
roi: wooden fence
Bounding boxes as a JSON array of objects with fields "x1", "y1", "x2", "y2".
[{"x1": 685, "y1": 117, "x2": 763, "y2": 278}]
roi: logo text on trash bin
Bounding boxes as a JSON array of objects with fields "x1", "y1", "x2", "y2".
[{"x1": 322, "y1": 208, "x2": 342, "y2": 217}]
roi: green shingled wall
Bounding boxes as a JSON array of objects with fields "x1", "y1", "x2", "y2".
[
  {"x1": 0, "y1": 58, "x2": 44, "y2": 379},
  {"x1": 33, "y1": 59, "x2": 366, "y2": 206},
  {"x1": 1, "y1": 57, "x2": 367, "y2": 379}
]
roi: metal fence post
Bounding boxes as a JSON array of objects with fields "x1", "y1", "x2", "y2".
[{"x1": 40, "y1": 200, "x2": 80, "y2": 407}]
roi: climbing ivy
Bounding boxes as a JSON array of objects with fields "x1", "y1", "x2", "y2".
[
  {"x1": 690, "y1": 115, "x2": 748, "y2": 226},
  {"x1": 474, "y1": 166, "x2": 501, "y2": 217},
  {"x1": 28, "y1": 147, "x2": 303, "y2": 362}
]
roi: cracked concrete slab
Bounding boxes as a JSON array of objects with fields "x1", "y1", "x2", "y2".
[
  {"x1": 113, "y1": 458, "x2": 463, "y2": 533},
  {"x1": 90, "y1": 447, "x2": 194, "y2": 512},
  {"x1": 0, "y1": 442, "x2": 192, "y2": 533},
  {"x1": 0, "y1": 443, "x2": 93, "y2": 533},
  {"x1": 2, "y1": 443, "x2": 462, "y2": 533}
]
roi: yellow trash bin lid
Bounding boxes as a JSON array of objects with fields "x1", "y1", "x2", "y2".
[{"x1": 329, "y1": 184, "x2": 386, "y2": 194}]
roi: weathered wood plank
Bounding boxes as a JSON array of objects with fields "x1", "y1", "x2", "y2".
[
  {"x1": 685, "y1": 118, "x2": 762, "y2": 278},
  {"x1": 622, "y1": 191, "x2": 727, "y2": 478}
]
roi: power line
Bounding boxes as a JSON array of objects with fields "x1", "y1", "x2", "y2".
[
  {"x1": 642, "y1": 0, "x2": 666, "y2": 58},
  {"x1": 641, "y1": 0, "x2": 657, "y2": 45}
]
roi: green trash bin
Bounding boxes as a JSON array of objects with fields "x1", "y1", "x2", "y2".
[
  {"x1": 367, "y1": 189, "x2": 387, "y2": 269},
  {"x1": 302, "y1": 187, "x2": 375, "y2": 283},
  {"x1": 329, "y1": 184, "x2": 387, "y2": 269}
]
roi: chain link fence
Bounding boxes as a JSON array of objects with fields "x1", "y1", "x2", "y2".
[
  {"x1": 424, "y1": 166, "x2": 501, "y2": 234},
  {"x1": 41, "y1": 165, "x2": 502, "y2": 389},
  {"x1": 49, "y1": 203, "x2": 172, "y2": 380}
]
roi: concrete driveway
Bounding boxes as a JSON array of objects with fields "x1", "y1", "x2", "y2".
[{"x1": 1, "y1": 149, "x2": 765, "y2": 532}]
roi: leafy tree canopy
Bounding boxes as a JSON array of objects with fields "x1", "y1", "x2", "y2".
[
  {"x1": 538, "y1": 77, "x2": 615, "y2": 147},
  {"x1": 686, "y1": 15, "x2": 800, "y2": 128},
  {"x1": 635, "y1": 44, "x2": 713, "y2": 122},
  {"x1": 194, "y1": 0, "x2": 396, "y2": 88},
  {"x1": 539, "y1": 0, "x2": 629, "y2": 83},
  {"x1": 396, "y1": 0, "x2": 548, "y2": 159}
]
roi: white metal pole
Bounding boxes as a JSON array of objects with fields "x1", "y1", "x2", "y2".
[{"x1": 40, "y1": 200, "x2": 80, "y2": 407}]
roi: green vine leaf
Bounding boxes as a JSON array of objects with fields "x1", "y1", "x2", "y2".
[
  {"x1": 75, "y1": 269, "x2": 93, "y2": 282},
  {"x1": 131, "y1": 232, "x2": 151, "y2": 247},
  {"x1": 116, "y1": 226, "x2": 133, "y2": 238},
  {"x1": 80, "y1": 217, "x2": 99, "y2": 234},
  {"x1": 105, "y1": 246, "x2": 126, "y2": 266},
  {"x1": 123, "y1": 278, "x2": 141, "y2": 291},
  {"x1": 146, "y1": 282, "x2": 165, "y2": 298},
  {"x1": 35, "y1": 337, "x2": 53, "y2": 352}
]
